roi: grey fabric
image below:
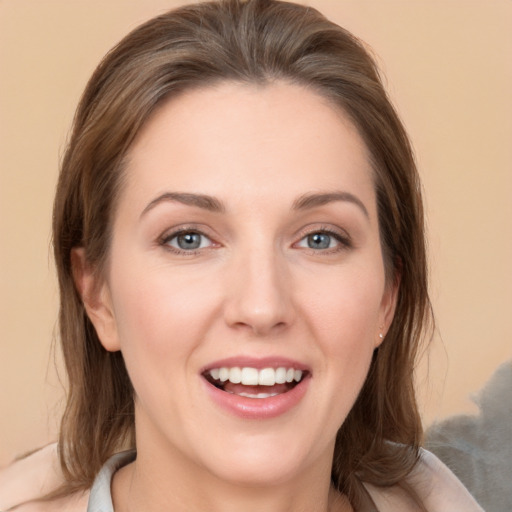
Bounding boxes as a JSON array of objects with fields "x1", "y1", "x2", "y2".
[
  {"x1": 87, "y1": 450, "x2": 136, "y2": 512},
  {"x1": 426, "y1": 361, "x2": 512, "y2": 512}
]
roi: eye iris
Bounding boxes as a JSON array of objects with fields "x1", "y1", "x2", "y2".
[
  {"x1": 177, "y1": 233, "x2": 202, "y2": 250},
  {"x1": 308, "y1": 233, "x2": 331, "y2": 249}
]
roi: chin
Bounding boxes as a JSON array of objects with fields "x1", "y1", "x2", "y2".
[
  {"x1": 207, "y1": 455, "x2": 306, "y2": 487},
  {"x1": 194, "y1": 430, "x2": 322, "y2": 487}
]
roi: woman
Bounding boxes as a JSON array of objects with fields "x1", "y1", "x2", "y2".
[{"x1": 0, "y1": 0, "x2": 483, "y2": 510}]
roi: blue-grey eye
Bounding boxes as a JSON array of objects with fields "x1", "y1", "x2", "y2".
[
  {"x1": 167, "y1": 232, "x2": 211, "y2": 251},
  {"x1": 297, "y1": 232, "x2": 340, "y2": 250},
  {"x1": 307, "y1": 233, "x2": 332, "y2": 249}
]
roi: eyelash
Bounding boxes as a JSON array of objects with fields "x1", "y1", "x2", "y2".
[
  {"x1": 159, "y1": 225, "x2": 352, "y2": 256},
  {"x1": 294, "y1": 226, "x2": 352, "y2": 254},
  {"x1": 159, "y1": 227, "x2": 216, "y2": 256}
]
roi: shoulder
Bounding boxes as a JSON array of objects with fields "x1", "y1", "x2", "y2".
[
  {"x1": 4, "y1": 493, "x2": 88, "y2": 512},
  {"x1": 0, "y1": 444, "x2": 88, "y2": 512},
  {"x1": 365, "y1": 449, "x2": 484, "y2": 512},
  {"x1": 408, "y1": 449, "x2": 484, "y2": 511}
]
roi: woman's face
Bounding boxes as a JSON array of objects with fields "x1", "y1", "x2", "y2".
[{"x1": 86, "y1": 81, "x2": 397, "y2": 486}]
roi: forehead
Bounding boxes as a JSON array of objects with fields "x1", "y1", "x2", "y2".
[{"x1": 121, "y1": 81, "x2": 376, "y2": 215}]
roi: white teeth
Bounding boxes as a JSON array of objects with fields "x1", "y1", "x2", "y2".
[
  {"x1": 219, "y1": 367, "x2": 229, "y2": 382},
  {"x1": 275, "y1": 367, "x2": 287, "y2": 384},
  {"x1": 208, "y1": 366, "x2": 304, "y2": 386},
  {"x1": 241, "y1": 367, "x2": 259, "y2": 385},
  {"x1": 238, "y1": 392, "x2": 279, "y2": 399},
  {"x1": 258, "y1": 368, "x2": 276, "y2": 386},
  {"x1": 229, "y1": 367, "x2": 242, "y2": 384}
]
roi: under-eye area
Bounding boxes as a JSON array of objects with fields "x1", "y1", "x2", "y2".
[{"x1": 203, "y1": 367, "x2": 310, "y2": 399}]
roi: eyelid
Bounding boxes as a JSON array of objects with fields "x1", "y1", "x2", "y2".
[
  {"x1": 293, "y1": 224, "x2": 352, "y2": 251},
  {"x1": 158, "y1": 225, "x2": 219, "y2": 255},
  {"x1": 157, "y1": 223, "x2": 352, "y2": 255}
]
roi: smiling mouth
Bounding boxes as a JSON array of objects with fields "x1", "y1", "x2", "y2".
[{"x1": 203, "y1": 366, "x2": 308, "y2": 399}]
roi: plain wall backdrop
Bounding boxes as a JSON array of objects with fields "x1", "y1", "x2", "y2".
[{"x1": 1, "y1": 0, "x2": 511, "y2": 465}]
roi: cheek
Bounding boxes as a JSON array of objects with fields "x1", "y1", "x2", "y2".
[
  {"x1": 107, "y1": 267, "x2": 222, "y2": 428},
  {"x1": 300, "y1": 263, "x2": 385, "y2": 400},
  {"x1": 302, "y1": 265, "x2": 385, "y2": 344},
  {"x1": 108, "y1": 260, "x2": 221, "y2": 375}
]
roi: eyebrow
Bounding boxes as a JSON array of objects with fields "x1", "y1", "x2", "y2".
[
  {"x1": 292, "y1": 191, "x2": 369, "y2": 218},
  {"x1": 140, "y1": 192, "x2": 225, "y2": 218},
  {"x1": 140, "y1": 190, "x2": 369, "y2": 219}
]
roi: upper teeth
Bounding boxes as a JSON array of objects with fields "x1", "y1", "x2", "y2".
[{"x1": 209, "y1": 367, "x2": 303, "y2": 386}]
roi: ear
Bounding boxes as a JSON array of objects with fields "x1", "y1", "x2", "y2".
[
  {"x1": 375, "y1": 273, "x2": 400, "y2": 348},
  {"x1": 71, "y1": 248, "x2": 121, "y2": 352}
]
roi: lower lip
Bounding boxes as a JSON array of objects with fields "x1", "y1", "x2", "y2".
[{"x1": 202, "y1": 377, "x2": 310, "y2": 420}]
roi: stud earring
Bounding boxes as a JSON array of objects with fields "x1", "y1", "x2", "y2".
[{"x1": 379, "y1": 333, "x2": 384, "y2": 340}]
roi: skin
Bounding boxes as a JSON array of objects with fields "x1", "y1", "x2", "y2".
[{"x1": 75, "y1": 81, "x2": 398, "y2": 512}]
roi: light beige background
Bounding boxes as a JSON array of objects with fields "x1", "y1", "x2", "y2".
[{"x1": 1, "y1": 0, "x2": 511, "y2": 466}]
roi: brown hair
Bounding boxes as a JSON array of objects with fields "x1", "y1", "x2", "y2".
[{"x1": 52, "y1": 0, "x2": 432, "y2": 506}]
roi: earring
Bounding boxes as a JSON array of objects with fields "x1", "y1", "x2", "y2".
[{"x1": 379, "y1": 333, "x2": 384, "y2": 340}]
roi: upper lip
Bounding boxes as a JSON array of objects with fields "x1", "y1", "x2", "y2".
[{"x1": 201, "y1": 356, "x2": 310, "y2": 373}]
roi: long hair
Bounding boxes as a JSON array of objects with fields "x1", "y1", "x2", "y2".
[{"x1": 52, "y1": 0, "x2": 433, "y2": 506}]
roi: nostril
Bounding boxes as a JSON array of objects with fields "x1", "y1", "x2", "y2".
[{"x1": 228, "y1": 318, "x2": 290, "y2": 337}]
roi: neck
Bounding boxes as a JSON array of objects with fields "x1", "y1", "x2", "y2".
[
  {"x1": 114, "y1": 464, "x2": 350, "y2": 512},
  {"x1": 112, "y1": 435, "x2": 351, "y2": 512}
]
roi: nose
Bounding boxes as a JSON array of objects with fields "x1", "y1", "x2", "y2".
[{"x1": 223, "y1": 245, "x2": 295, "y2": 336}]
